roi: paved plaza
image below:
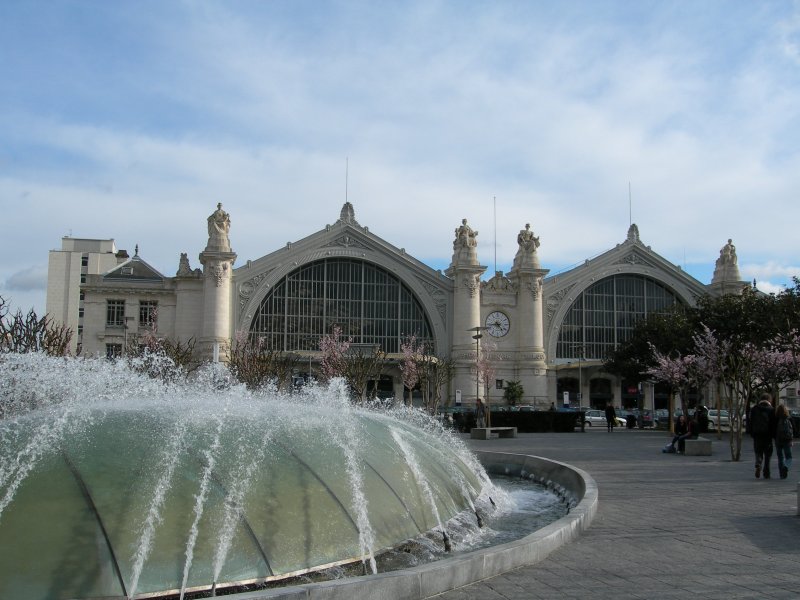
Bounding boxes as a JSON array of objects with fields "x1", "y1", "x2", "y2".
[{"x1": 435, "y1": 428, "x2": 800, "y2": 600}]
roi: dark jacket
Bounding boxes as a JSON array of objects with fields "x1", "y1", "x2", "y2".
[{"x1": 748, "y1": 401, "x2": 776, "y2": 438}]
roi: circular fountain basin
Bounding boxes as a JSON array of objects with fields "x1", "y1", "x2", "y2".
[{"x1": 0, "y1": 355, "x2": 490, "y2": 600}]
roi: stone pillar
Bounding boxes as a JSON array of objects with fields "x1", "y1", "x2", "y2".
[
  {"x1": 445, "y1": 219, "x2": 486, "y2": 405},
  {"x1": 199, "y1": 203, "x2": 237, "y2": 362},
  {"x1": 509, "y1": 224, "x2": 549, "y2": 407}
]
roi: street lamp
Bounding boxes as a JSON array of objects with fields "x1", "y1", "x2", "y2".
[
  {"x1": 467, "y1": 326, "x2": 488, "y2": 403},
  {"x1": 577, "y1": 346, "x2": 584, "y2": 408}
]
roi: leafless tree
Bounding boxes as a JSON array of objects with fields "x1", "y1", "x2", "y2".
[{"x1": 0, "y1": 296, "x2": 72, "y2": 356}]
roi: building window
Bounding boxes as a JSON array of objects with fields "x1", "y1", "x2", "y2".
[
  {"x1": 105, "y1": 343, "x2": 122, "y2": 359},
  {"x1": 495, "y1": 379, "x2": 504, "y2": 390},
  {"x1": 106, "y1": 300, "x2": 125, "y2": 327},
  {"x1": 78, "y1": 307, "x2": 84, "y2": 318},
  {"x1": 250, "y1": 258, "x2": 434, "y2": 354},
  {"x1": 78, "y1": 325, "x2": 83, "y2": 336},
  {"x1": 556, "y1": 275, "x2": 682, "y2": 360},
  {"x1": 139, "y1": 300, "x2": 158, "y2": 328},
  {"x1": 80, "y1": 273, "x2": 86, "y2": 284},
  {"x1": 81, "y1": 255, "x2": 89, "y2": 267},
  {"x1": 79, "y1": 291, "x2": 85, "y2": 302}
]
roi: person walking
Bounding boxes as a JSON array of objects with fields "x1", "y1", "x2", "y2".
[
  {"x1": 475, "y1": 398, "x2": 488, "y2": 429},
  {"x1": 748, "y1": 393, "x2": 777, "y2": 479},
  {"x1": 775, "y1": 404, "x2": 794, "y2": 480},
  {"x1": 605, "y1": 402, "x2": 617, "y2": 433}
]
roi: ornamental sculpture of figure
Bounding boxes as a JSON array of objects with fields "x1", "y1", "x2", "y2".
[
  {"x1": 207, "y1": 203, "x2": 231, "y2": 251},
  {"x1": 517, "y1": 223, "x2": 540, "y2": 252},
  {"x1": 454, "y1": 218, "x2": 478, "y2": 249},
  {"x1": 718, "y1": 238, "x2": 737, "y2": 266},
  {"x1": 450, "y1": 218, "x2": 480, "y2": 265},
  {"x1": 511, "y1": 222, "x2": 542, "y2": 271}
]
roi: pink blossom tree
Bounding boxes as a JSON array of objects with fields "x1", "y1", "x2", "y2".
[
  {"x1": 399, "y1": 335, "x2": 421, "y2": 406},
  {"x1": 477, "y1": 339, "x2": 497, "y2": 421},
  {"x1": 318, "y1": 325, "x2": 351, "y2": 382}
]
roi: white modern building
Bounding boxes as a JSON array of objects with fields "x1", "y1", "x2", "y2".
[{"x1": 46, "y1": 202, "x2": 754, "y2": 410}]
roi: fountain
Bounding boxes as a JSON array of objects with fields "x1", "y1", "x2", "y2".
[{"x1": 0, "y1": 353, "x2": 501, "y2": 600}]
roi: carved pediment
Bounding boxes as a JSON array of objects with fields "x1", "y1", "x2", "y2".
[
  {"x1": 482, "y1": 271, "x2": 515, "y2": 293},
  {"x1": 616, "y1": 250, "x2": 657, "y2": 269},
  {"x1": 324, "y1": 235, "x2": 372, "y2": 251}
]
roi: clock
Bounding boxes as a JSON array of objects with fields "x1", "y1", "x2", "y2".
[{"x1": 485, "y1": 311, "x2": 510, "y2": 337}]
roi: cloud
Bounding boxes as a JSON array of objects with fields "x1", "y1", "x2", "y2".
[
  {"x1": 1, "y1": 1, "x2": 799, "y2": 306},
  {"x1": 3, "y1": 265, "x2": 47, "y2": 291}
]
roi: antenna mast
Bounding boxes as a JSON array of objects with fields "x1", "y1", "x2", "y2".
[
  {"x1": 628, "y1": 181, "x2": 632, "y2": 226},
  {"x1": 345, "y1": 157, "x2": 349, "y2": 203},
  {"x1": 493, "y1": 196, "x2": 497, "y2": 273}
]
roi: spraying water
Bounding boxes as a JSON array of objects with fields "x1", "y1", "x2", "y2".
[{"x1": 0, "y1": 353, "x2": 495, "y2": 600}]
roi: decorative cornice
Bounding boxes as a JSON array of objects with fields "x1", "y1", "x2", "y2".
[
  {"x1": 416, "y1": 277, "x2": 448, "y2": 325},
  {"x1": 463, "y1": 273, "x2": 480, "y2": 298},
  {"x1": 545, "y1": 284, "x2": 575, "y2": 320}
]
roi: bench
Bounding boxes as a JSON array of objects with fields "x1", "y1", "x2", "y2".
[
  {"x1": 684, "y1": 436, "x2": 712, "y2": 456},
  {"x1": 470, "y1": 427, "x2": 518, "y2": 440}
]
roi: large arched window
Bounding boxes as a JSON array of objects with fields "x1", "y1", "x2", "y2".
[
  {"x1": 556, "y1": 275, "x2": 682, "y2": 360},
  {"x1": 250, "y1": 258, "x2": 434, "y2": 354}
]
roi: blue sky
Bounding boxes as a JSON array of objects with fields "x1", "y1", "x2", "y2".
[{"x1": 1, "y1": 1, "x2": 799, "y2": 316}]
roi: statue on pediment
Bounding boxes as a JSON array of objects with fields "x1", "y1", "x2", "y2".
[
  {"x1": 717, "y1": 239, "x2": 737, "y2": 266},
  {"x1": 206, "y1": 203, "x2": 231, "y2": 251},
  {"x1": 511, "y1": 223, "x2": 541, "y2": 271}
]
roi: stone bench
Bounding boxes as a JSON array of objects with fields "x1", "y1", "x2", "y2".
[
  {"x1": 471, "y1": 427, "x2": 518, "y2": 440},
  {"x1": 684, "y1": 436, "x2": 712, "y2": 456}
]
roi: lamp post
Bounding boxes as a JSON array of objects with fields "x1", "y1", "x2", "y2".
[
  {"x1": 578, "y1": 346, "x2": 584, "y2": 408},
  {"x1": 467, "y1": 326, "x2": 488, "y2": 403}
]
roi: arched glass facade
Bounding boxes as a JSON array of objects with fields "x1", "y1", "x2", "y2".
[
  {"x1": 250, "y1": 258, "x2": 434, "y2": 354},
  {"x1": 556, "y1": 274, "x2": 682, "y2": 360}
]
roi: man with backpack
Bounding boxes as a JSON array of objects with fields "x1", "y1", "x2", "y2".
[{"x1": 748, "y1": 392, "x2": 777, "y2": 479}]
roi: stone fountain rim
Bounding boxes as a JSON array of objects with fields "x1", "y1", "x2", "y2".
[{"x1": 224, "y1": 450, "x2": 598, "y2": 600}]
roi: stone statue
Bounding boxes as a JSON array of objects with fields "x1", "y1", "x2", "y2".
[
  {"x1": 176, "y1": 252, "x2": 192, "y2": 276},
  {"x1": 207, "y1": 203, "x2": 231, "y2": 251},
  {"x1": 454, "y1": 218, "x2": 478, "y2": 249},
  {"x1": 718, "y1": 239, "x2": 737, "y2": 266},
  {"x1": 511, "y1": 222, "x2": 542, "y2": 271},
  {"x1": 517, "y1": 223, "x2": 540, "y2": 252}
]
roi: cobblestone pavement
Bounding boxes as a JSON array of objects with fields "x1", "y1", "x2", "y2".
[{"x1": 435, "y1": 428, "x2": 800, "y2": 600}]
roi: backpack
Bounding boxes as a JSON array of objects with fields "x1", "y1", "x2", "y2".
[
  {"x1": 751, "y1": 406, "x2": 769, "y2": 435},
  {"x1": 777, "y1": 418, "x2": 793, "y2": 444}
]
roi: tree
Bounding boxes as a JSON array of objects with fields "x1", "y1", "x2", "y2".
[
  {"x1": 228, "y1": 331, "x2": 299, "y2": 391},
  {"x1": 318, "y1": 326, "x2": 386, "y2": 403},
  {"x1": 413, "y1": 347, "x2": 454, "y2": 415},
  {"x1": 604, "y1": 306, "x2": 696, "y2": 383},
  {"x1": 0, "y1": 296, "x2": 72, "y2": 356},
  {"x1": 318, "y1": 325, "x2": 350, "y2": 382},
  {"x1": 477, "y1": 339, "x2": 497, "y2": 404},
  {"x1": 399, "y1": 335, "x2": 421, "y2": 406},
  {"x1": 126, "y1": 328, "x2": 199, "y2": 382},
  {"x1": 503, "y1": 380, "x2": 524, "y2": 406}
]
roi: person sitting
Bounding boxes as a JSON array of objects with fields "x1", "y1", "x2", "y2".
[
  {"x1": 665, "y1": 415, "x2": 688, "y2": 453},
  {"x1": 676, "y1": 413, "x2": 700, "y2": 454}
]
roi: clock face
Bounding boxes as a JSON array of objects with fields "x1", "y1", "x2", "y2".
[{"x1": 485, "y1": 311, "x2": 510, "y2": 337}]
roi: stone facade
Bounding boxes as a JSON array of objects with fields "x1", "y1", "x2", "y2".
[{"x1": 46, "y1": 204, "x2": 750, "y2": 409}]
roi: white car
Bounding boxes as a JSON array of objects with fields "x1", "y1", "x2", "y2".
[
  {"x1": 582, "y1": 409, "x2": 626, "y2": 428},
  {"x1": 706, "y1": 409, "x2": 730, "y2": 430}
]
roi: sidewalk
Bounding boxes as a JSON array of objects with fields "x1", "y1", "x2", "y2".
[{"x1": 435, "y1": 428, "x2": 800, "y2": 600}]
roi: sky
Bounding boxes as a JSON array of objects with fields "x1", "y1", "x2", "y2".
[{"x1": 1, "y1": 0, "x2": 799, "y2": 317}]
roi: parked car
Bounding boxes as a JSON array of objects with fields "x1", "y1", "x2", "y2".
[
  {"x1": 626, "y1": 408, "x2": 655, "y2": 428},
  {"x1": 582, "y1": 409, "x2": 626, "y2": 428},
  {"x1": 706, "y1": 409, "x2": 730, "y2": 431}
]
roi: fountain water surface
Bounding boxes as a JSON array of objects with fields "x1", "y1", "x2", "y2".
[{"x1": 0, "y1": 353, "x2": 497, "y2": 600}]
